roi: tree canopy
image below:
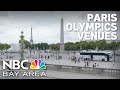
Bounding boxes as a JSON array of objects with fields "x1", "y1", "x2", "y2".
[
  {"x1": 0, "y1": 43, "x2": 11, "y2": 51},
  {"x1": 8, "y1": 39, "x2": 120, "y2": 51}
]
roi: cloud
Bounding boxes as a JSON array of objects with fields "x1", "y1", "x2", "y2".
[{"x1": 0, "y1": 11, "x2": 120, "y2": 44}]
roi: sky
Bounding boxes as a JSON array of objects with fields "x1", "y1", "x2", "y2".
[{"x1": 0, "y1": 11, "x2": 120, "y2": 44}]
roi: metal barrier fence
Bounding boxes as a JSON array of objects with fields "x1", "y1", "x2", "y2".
[{"x1": 46, "y1": 64, "x2": 120, "y2": 76}]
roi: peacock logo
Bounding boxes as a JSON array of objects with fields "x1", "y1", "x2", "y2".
[{"x1": 30, "y1": 59, "x2": 46, "y2": 69}]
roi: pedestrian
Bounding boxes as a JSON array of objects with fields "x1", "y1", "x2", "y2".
[
  {"x1": 113, "y1": 62, "x2": 115, "y2": 66},
  {"x1": 61, "y1": 56, "x2": 62, "y2": 59},
  {"x1": 87, "y1": 61, "x2": 89, "y2": 67},
  {"x1": 94, "y1": 63, "x2": 96, "y2": 67},
  {"x1": 75, "y1": 60, "x2": 76, "y2": 63},
  {"x1": 84, "y1": 61, "x2": 86, "y2": 67},
  {"x1": 48, "y1": 56, "x2": 49, "y2": 59},
  {"x1": 78, "y1": 57, "x2": 80, "y2": 63},
  {"x1": 75, "y1": 57, "x2": 76, "y2": 63},
  {"x1": 41, "y1": 55, "x2": 43, "y2": 58}
]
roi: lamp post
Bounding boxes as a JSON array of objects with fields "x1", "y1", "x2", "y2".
[{"x1": 19, "y1": 31, "x2": 25, "y2": 62}]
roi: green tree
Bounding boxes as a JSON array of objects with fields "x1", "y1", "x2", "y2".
[
  {"x1": 40, "y1": 43, "x2": 49, "y2": 50},
  {"x1": 110, "y1": 41, "x2": 118, "y2": 50},
  {"x1": 117, "y1": 42, "x2": 120, "y2": 48},
  {"x1": 80, "y1": 41, "x2": 89, "y2": 50},
  {"x1": 88, "y1": 41, "x2": 96, "y2": 50},
  {"x1": 0, "y1": 44, "x2": 4, "y2": 51},
  {"x1": 96, "y1": 40, "x2": 107, "y2": 50},
  {"x1": 0, "y1": 43, "x2": 11, "y2": 51},
  {"x1": 37, "y1": 43, "x2": 41, "y2": 50},
  {"x1": 24, "y1": 40, "x2": 31, "y2": 49},
  {"x1": 65, "y1": 42, "x2": 75, "y2": 51},
  {"x1": 3, "y1": 44, "x2": 11, "y2": 50},
  {"x1": 74, "y1": 42, "x2": 80, "y2": 50},
  {"x1": 50, "y1": 44, "x2": 59, "y2": 50},
  {"x1": 19, "y1": 39, "x2": 31, "y2": 49}
]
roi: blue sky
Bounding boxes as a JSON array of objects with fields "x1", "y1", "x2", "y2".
[{"x1": 0, "y1": 11, "x2": 119, "y2": 44}]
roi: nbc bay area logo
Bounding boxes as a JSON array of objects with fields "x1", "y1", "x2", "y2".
[
  {"x1": 30, "y1": 59, "x2": 46, "y2": 69},
  {"x1": 2, "y1": 59, "x2": 47, "y2": 77},
  {"x1": 3, "y1": 59, "x2": 47, "y2": 70}
]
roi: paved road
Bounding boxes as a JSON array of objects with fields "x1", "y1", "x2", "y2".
[
  {"x1": 0, "y1": 51, "x2": 120, "y2": 62},
  {"x1": 1, "y1": 51, "x2": 120, "y2": 69}
]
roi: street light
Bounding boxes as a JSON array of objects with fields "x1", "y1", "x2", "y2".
[{"x1": 19, "y1": 31, "x2": 25, "y2": 62}]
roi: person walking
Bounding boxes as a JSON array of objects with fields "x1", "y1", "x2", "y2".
[
  {"x1": 85, "y1": 61, "x2": 86, "y2": 67},
  {"x1": 94, "y1": 63, "x2": 96, "y2": 67},
  {"x1": 75, "y1": 57, "x2": 77, "y2": 63},
  {"x1": 87, "y1": 61, "x2": 89, "y2": 67},
  {"x1": 78, "y1": 57, "x2": 80, "y2": 63},
  {"x1": 48, "y1": 56, "x2": 49, "y2": 59},
  {"x1": 113, "y1": 62, "x2": 115, "y2": 66}
]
